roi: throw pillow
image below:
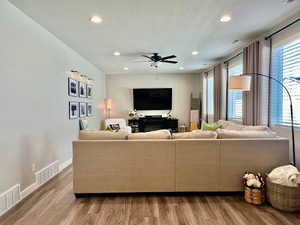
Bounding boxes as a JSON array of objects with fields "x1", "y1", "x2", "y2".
[
  {"x1": 202, "y1": 122, "x2": 222, "y2": 131},
  {"x1": 79, "y1": 119, "x2": 89, "y2": 130},
  {"x1": 218, "y1": 120, "x2": 244, "y2": 130},
  {"x1": 109, "y1": 123, "x2": 120, "y2": 131}
]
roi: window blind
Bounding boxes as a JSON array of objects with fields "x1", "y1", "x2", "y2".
[
  {"x1": 227, "y1": 54, "x2": 243, "y2": 121},
  {"x1": 271, "y1": 39, "x2": 300, "y2": 126}
]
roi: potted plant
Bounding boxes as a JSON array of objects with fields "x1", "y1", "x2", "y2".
[{"x1": 243, "y1": 171, "x2": 265, "y2": 205}]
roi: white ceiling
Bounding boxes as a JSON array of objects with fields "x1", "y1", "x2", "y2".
[{"x1": 9, "y1": 0, "x2": 300, "y2": 74}]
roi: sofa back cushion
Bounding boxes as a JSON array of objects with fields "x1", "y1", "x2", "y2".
[
  {"x1": 79, "y1": 130, "x2": 127, "y2": 140},
  {"x1": 241, "y1": 125, "x2": 270, "y2": 131},
  {"x1": 128, "y1": 129, "x2": 171, "y2": 140},
  {"x1": 216, "y1": 129, "x2": 277, "y2": 139},
  {"x1": 218, "y1": 120, "x2": 270, "y2": 131},
  {"x1": 173, "y1": 131, "x2": 217, "y2": 139}
]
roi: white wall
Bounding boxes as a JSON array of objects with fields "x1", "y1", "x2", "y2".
[
  {"x1": 0, "y1": 0, "x2": 106, "y2": 193},
  {"x1": 106, "y1": 73, "x2": 201, "y2": 125}
]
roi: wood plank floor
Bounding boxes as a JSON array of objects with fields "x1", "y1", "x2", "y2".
[{"x1": 1, "y1": 166, "x2": 300, "y2": 225}]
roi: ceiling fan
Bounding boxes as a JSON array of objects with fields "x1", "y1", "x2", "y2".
[{"x1": 141, "y1": 53, "x2": 178, "y2": 68}]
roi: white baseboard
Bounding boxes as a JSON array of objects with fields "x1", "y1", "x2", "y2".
[
  {"x1": 20, "y1": 182, "x2": 38, "y2": 200},
  {"x1": 0, "y1": 158, "x2": 72, "y2": 217},
  {"x1": 59, "y1": 158, "x2": 72, "y2": 172}
]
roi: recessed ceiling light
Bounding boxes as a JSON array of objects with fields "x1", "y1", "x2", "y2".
[
  {"x1": 90, "y1": 16, "x2": 103, "y2": 24},
  {"x1": 192, "y1": 51, "x2": 199, "y2": 55},
  {"x1": 220, "y1": 14, "x2": 231, "y2": 22},
  {"x1": 179, "y1": 66, "x2": 184, "y2": 70},
  {"x1": 113, "y1": 51, "x2": 121, "y2": 56},
  {"x1": 123, "y1": 67, "x2": 129, "y2": 71}
]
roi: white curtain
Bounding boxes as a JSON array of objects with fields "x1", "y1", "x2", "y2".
[
  {"x1": 214, "y1": 64, "x2": 226, "y2": 122},
  {"x1": 242, "y1": 41, "x2": 261, "y2": 125}
]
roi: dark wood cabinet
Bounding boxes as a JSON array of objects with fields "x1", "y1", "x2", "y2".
[{"x1": 128, "y1": 117, "x2": 178, "y2": 133}]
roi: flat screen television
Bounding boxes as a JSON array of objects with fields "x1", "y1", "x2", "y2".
[{"x1": 133, "y1": 88, "x2": 172, "y2": 110}]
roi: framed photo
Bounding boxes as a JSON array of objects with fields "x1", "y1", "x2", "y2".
[
  {"x1": 69, "y1": 102, "x2": 79, "y2": 119},
  {"x1": 87, "y1": 103, "x2": 93, "y2": 117},
  {"x1": 87, "y1": 84, "x2": 93, "y2": 98},
  {"x1": 68, "y1": 78, "x2": 78, "y2": 97},
  {"x1": 79, "y1": 102, "x2": 87, "y2": 118},
  {"x1": 79, "y1": 82, "x2": 87, "y2": 98}
]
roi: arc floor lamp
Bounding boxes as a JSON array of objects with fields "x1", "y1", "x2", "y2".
[{"x1": 229, "y1": 73, "x2": 296, "y2": 166}]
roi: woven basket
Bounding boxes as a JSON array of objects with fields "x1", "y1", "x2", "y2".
[
  {"x1": 244, "y1": 186, "x2": 265, "y2": 205},
  {"x1": 266, "y1": 177, "x2": 300, "y2": 212}
]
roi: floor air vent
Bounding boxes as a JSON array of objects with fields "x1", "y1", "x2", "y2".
[
  {"x1": 35, "y1": 161, "x2": 59, "y2": 186},
  {"x1": 0, "y1": 184, "x2": 20, "y2": 216}
]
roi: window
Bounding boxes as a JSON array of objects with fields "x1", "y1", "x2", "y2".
[
  {"x1": 202, "y1": 74, "x2": 207, "y2": 120},
  {"x1": 227, "y1": 55, "x2": 243, "y2": 121},
  {"x1": 207, "y1": 71, "x2": 214, "y2": 123},
  {"x1": 271, "y1": 39, "x2": 300, "y2": 126}
]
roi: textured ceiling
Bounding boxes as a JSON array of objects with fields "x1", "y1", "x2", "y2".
[{"x1": 9, "y1": 0, "x2": 300, "y2": 74}]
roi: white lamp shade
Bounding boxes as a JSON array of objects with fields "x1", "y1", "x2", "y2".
[{"x1": 229, "y1": 75, "x2": 251, "y2": 91}]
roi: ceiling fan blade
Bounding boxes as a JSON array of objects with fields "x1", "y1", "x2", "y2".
[
  {"x1": 132, "y1": 60, "x2": 150, "y2": 63},
  {"x1": 162, "y1": 60, "x2": 178, "y2": 64},
  {"x1": 142, "y1": 55, "x2": 153, "y2": 60},
  {"x1": 161, "y1": 55, "x2": 176, "y2": 60}
]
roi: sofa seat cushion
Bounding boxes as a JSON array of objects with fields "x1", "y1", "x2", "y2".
[
  {"x1": 216, "y1": 129, "x2": 277, "y2": 139},
  {"x1": 128, "y1": 129, "x2": 171, "y2": 140},
  {"x1": 79, "y1": 130, "x2": 127, "y2": 140},
  {"x1": 173, "y1": 131, "x2": 217, "y2": 139}
]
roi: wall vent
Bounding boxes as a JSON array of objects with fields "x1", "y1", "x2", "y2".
[
  {"x1": 0, "y1": 159, "x2": 71, "y2": 217},
  {"x1": 35, "y1": 161, "x2": 59, "y2": 186},
  {"x1": 0, "y1": 184, "x2": 20, "y2": 216}
]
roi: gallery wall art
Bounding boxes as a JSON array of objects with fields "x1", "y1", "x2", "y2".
[
  {"x1": 87, "y1": 84, "x2": 93, "y2": 98},
  {"x1": 67, "y1": 70, "x2": 95, "y2": 120},
  {"x1": 68, "y1": 78, "x2": 78, "y2": 97},
  {"x1": 87, "y1": 103, "x2": 93, "y2": 117},
  {"x1": 69, "y1": 102, "x2": 79, "y2": 119},
  {"x1": 79, "y1": 102, "x2": 87, "y2": 118},
  {"x1": 79, "y1": 82, "x2": 87, "y2": 98}
]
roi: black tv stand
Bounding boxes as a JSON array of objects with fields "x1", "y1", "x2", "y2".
[
  {"x1": 128, "y1": 117, "x2": 178, "y2": 133},
  {"x1": 145, "y1": 115, "x2": 162, "y2": 118}
]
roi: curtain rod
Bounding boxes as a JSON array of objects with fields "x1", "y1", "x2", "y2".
[
  {"x1": 265, "y1": 18, "x2": 300, "y2": 40},
  {"x1": 202, "y1": 69, "x2": 213, "y2": 76},
  {"x1": 223, "y1": 52, "x2": 243, "y2": 64}
]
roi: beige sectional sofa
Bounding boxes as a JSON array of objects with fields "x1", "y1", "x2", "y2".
[{"x1": 73, "y1": 137, "x2": 289, "y2": 194}]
